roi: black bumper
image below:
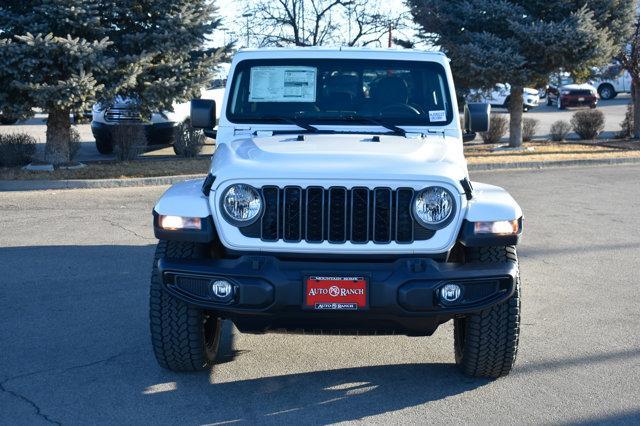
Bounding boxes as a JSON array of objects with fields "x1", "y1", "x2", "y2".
[
  {"x1": 91, "y1": 121, "x2": 177, "y2": 145},
  {"x1": 158, "y1": 255, "x2": 518, "y2": 335}
]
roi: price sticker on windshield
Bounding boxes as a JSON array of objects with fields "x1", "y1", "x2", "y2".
[
  {"x1": 428, "y1": 110, "x2": 447, "y2": 122},
  {"x1": 249, "y1": 66, "x2": 317, "y2": 103}
]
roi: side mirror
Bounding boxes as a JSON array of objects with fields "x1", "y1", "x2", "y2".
[
  {"x1": 464, "y1": 103, "x2": 490, "y2": 133},
  {"x1": 191, "y1": 99, "x2": 216, "y2": 129}
]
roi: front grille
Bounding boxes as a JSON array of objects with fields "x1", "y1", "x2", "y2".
[
  {"x1": 104, "y1": 108, "x2": 143, "y2": 123},
  {"x1": 568, "y1": 90, "x2": 592, "y2": 96},
  {"x1": 241, "y1": 186, "x2": 435, "y2": 244}
]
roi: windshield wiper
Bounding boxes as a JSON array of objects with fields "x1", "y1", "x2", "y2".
[
  {"x1": 254, "y1": 115, "x2": 321, "y2": 133},
  {"x1": 340, "y1": 114, "x2": 407, "y2": 137}
]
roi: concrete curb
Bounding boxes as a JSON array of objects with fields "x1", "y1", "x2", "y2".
[
  {"x1": 468, "y1": 156, "x2": 640, "y2": 171},
  {"x1": 2, "y1": 157, "x2": 640, "y2": 191}
]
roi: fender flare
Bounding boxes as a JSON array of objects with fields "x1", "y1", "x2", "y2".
[
  {"x1": 153, "y1": 178, "x2": 215, "y2": 242},
  {"x1": 460, "y1": 182, "x2": 523, "y2": 247}
]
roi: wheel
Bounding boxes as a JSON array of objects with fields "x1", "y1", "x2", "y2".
[
  {"x1": 95, "y1": 136, "x2": 114, "y2": 154},
  {"x1": 0, "y1": 114, "x2": 18, "y2": 125},
  {"x1": 454, "y1": 246, "x2": 521, "y2": 379},
  {"x1": 149, "y1": 240, "x2": 222, "y2": 372},
  {"x1": 598, "y1": 84, "x2": 616, "y2": 100}
]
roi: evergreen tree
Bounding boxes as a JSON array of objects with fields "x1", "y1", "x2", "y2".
[
  {"x1": 406, "y1": 0, "x2": 636, "y2": 147},
  {"x1": 0, "y1": 0, "x2": 228, "y2": 165}
]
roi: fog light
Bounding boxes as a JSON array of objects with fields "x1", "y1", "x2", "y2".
[
  {"x1": 210, "y1": 280, "x2": 233, "y2": 301},
  {"x1": 440, "y1": 283, "x2": 461, "y2": 303}
]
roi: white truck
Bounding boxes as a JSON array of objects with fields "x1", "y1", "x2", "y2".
[
  {"x1": 91, "y1": 89, "x2": 224, "y2": 154},
  {"x1": 150, "y1": 48, "x2": 523, "y2": 379},
  {"x1": 591, "y1": 64, "x2": 632, "y2": 100}
]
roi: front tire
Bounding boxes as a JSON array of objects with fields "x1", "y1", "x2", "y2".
[
  {"x1": 95, "y1": 136, "x2": 114, "y2": 155},
  {"x1": 598, "y1": 84, "x2": 616, "y2": 100},
  {"x1": 149, "y1": 240, "x2": 222, "y2": 372},
  {"x1": 454, "y1": 246, "x2": 521, "y2": 379}
]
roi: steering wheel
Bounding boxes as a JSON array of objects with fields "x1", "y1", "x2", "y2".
[{"x1": 378, "y1": 103, "x2": 421, "y2": 116}]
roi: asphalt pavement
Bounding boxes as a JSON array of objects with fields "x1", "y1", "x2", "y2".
[{"x1": 1, "y1": 165, "x2": 639, "y2": 425}]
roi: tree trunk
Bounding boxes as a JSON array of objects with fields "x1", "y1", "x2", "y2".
[
  {"x1": 44, "y1": 108, "x2": 71, "y2": 165},
  {"x1": 508, "y1": 86, "x2": 523, "y2": 148},
  {"x1": 633, "y1": 79, "x2": 640, "y2": 139}
]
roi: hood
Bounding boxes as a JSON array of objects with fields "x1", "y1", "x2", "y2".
[
  {"x1": 211, "y1": 133, "x2": 467, "y2": 187},
  {"x1": 523, "y1": 87, "x2": 539, "y2": 95},
  {"x1": 561, "y1": 83, "x2": 596, "y2": 91}
]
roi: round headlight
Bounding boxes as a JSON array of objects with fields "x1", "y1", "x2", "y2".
[
  {"x1": 413, "y1": 186, "x2": 455, "y2": 229},
  {"x1": 221, "y1": 184, "x2": 262, "y2": 225}
]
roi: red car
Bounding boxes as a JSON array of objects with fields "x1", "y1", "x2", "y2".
[{"x1": 547, "y1": 83, "x2": 598, "y2": 109}]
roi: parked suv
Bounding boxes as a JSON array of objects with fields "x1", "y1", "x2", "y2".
[
  {"x1": 468, "y1": 83, "x2": 539, "y2": 112},
  {"x1": 150, "y1": 48, "x2": 523, "y2": 379},
  {"x1": 91, "y1": 88, "x2": 224, "y2": 154},
  {"x1": 547, "y1": 83, "x2": 598, "y2": 109}
]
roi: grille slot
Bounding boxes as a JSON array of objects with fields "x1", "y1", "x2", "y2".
[
  {"x1": 373, "y1": 188, "x2": 392, "y2": 243},
  {"x1": 104, "y1": 108, "x2": 143, "y2": 123},
  {"x1": 283, "y1": 187, "x2": 302, "y2": 242},
  {"x1": 243, "y1": 186, "x2": 438, "y2": 244}
]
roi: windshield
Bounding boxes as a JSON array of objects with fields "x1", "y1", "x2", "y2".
[{"x1": 226, "y1": 59, "x2": 453, "y2": 127}]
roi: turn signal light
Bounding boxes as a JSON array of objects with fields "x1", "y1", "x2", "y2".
[
  {"x1": 159, "y1": 215, "x2": 202, "y2": 231},
  {"x1": 474, "y1": 220, "x2": 519, "y2": 235}
]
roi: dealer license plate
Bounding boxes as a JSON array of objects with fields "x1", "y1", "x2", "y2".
[
  {"x1": 304, "y1": 276, "x2": 367, "y2": 310},
  {"x1": 578, "y1": 97, "x2": 585, "y2": 101}
]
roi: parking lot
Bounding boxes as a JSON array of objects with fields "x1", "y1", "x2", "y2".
[
  {"x1": 0, "y1": 95, "x2": 631, "y2": 164},
  {"x1": 1, "y1": 165, "x2": 639, "y2": 424}
]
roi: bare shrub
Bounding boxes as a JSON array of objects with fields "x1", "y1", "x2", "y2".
[
  {"x1": 111, "y1": 124, "x2": 147, "y2": 161},
  {"x1": 549, "y1": 120, "x2": 572, "y2": 142},
  {"x1": 69, "y1": 127, "x2": 81, "y2": 160},
  {"x1": 0, "y1": 133, "x2": 37, "y2": 166},
  {"x1": 174, "y1": 121, "x2": 205, "y2": 157},
  {"x1": 617, "y1": 103, "x2": 633, "y2": 139},
  {"x1": 480, "y1": 114, "x2": 508, "y2": 144},
  {"x1": 570, "y1": 110, "x2": 605, "y2": 140},
  {"x1": 522, "y1": 118, "x2": 539, "y2": 142}
]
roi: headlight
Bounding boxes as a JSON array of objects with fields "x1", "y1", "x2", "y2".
[
  {"x1": 413, "y1": 186, "x2": 455, "y2": 229},
  {"x1": 221, "y1": 184, "x2": 262, "y2": 225}
]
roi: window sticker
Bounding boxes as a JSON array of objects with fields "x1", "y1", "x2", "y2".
[
  {"x1": 428, "y1": 110, "x2": 447, "y2": 122},
  {"x1": 249, "y1": 66, "x2": 317, "y2": 102}
]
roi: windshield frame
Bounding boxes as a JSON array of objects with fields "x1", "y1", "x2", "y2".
[{"x1": 225, "y1": 58, "x2": 454, "y2": 127}]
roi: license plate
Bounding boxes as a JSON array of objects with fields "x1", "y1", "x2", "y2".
[
  {"x1": 578, "y1": 97, "x2": 585, "y2": 102},
  {"x1": 304, "y1": 276, "x2": 367, "y2": 310}
]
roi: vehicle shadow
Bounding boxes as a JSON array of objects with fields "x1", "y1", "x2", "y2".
[{"x1": 148, "y1": 362, "x2": 489, "y2": 424}]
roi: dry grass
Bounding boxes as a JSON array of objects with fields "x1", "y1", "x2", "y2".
[
  {"x1": 465, "y1": 141, "x2": 640, "y2": 164},
  {"x1": 0, "y1": 158, "x2": 210, "y2": 180}
]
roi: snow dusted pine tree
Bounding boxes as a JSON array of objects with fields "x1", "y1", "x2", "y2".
[
  {"x1": 406, "y1": 0, "x2": 636, "y2": 147},
  {"x1": 0, "y1": 0, "x2": 229, "y2": 165}
]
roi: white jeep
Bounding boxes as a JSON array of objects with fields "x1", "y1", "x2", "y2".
[{"x1": 150, "y1": 48, "x2": 523, "y2": 379}]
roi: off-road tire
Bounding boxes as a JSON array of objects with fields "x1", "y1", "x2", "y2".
[
  {"x1": 95, "y1": 136, "x2": 114, "y2": 155},
  {"x1": 149, "y1": 240, "x2": 222, "y2": 372},
  {"x1": 454, "y1": 245, "x2": 520, "y2": 379}
]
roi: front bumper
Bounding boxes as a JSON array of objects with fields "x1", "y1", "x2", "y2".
[
  {"x1": 158, "y1": 255, "x2": 518, "y2": 335},
  {"x1": 91, "y1": 121, "x2": 177, "y2": 145},
  {"x1": 561, "y1": 95, "x2": 598, "y2": 107}
]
